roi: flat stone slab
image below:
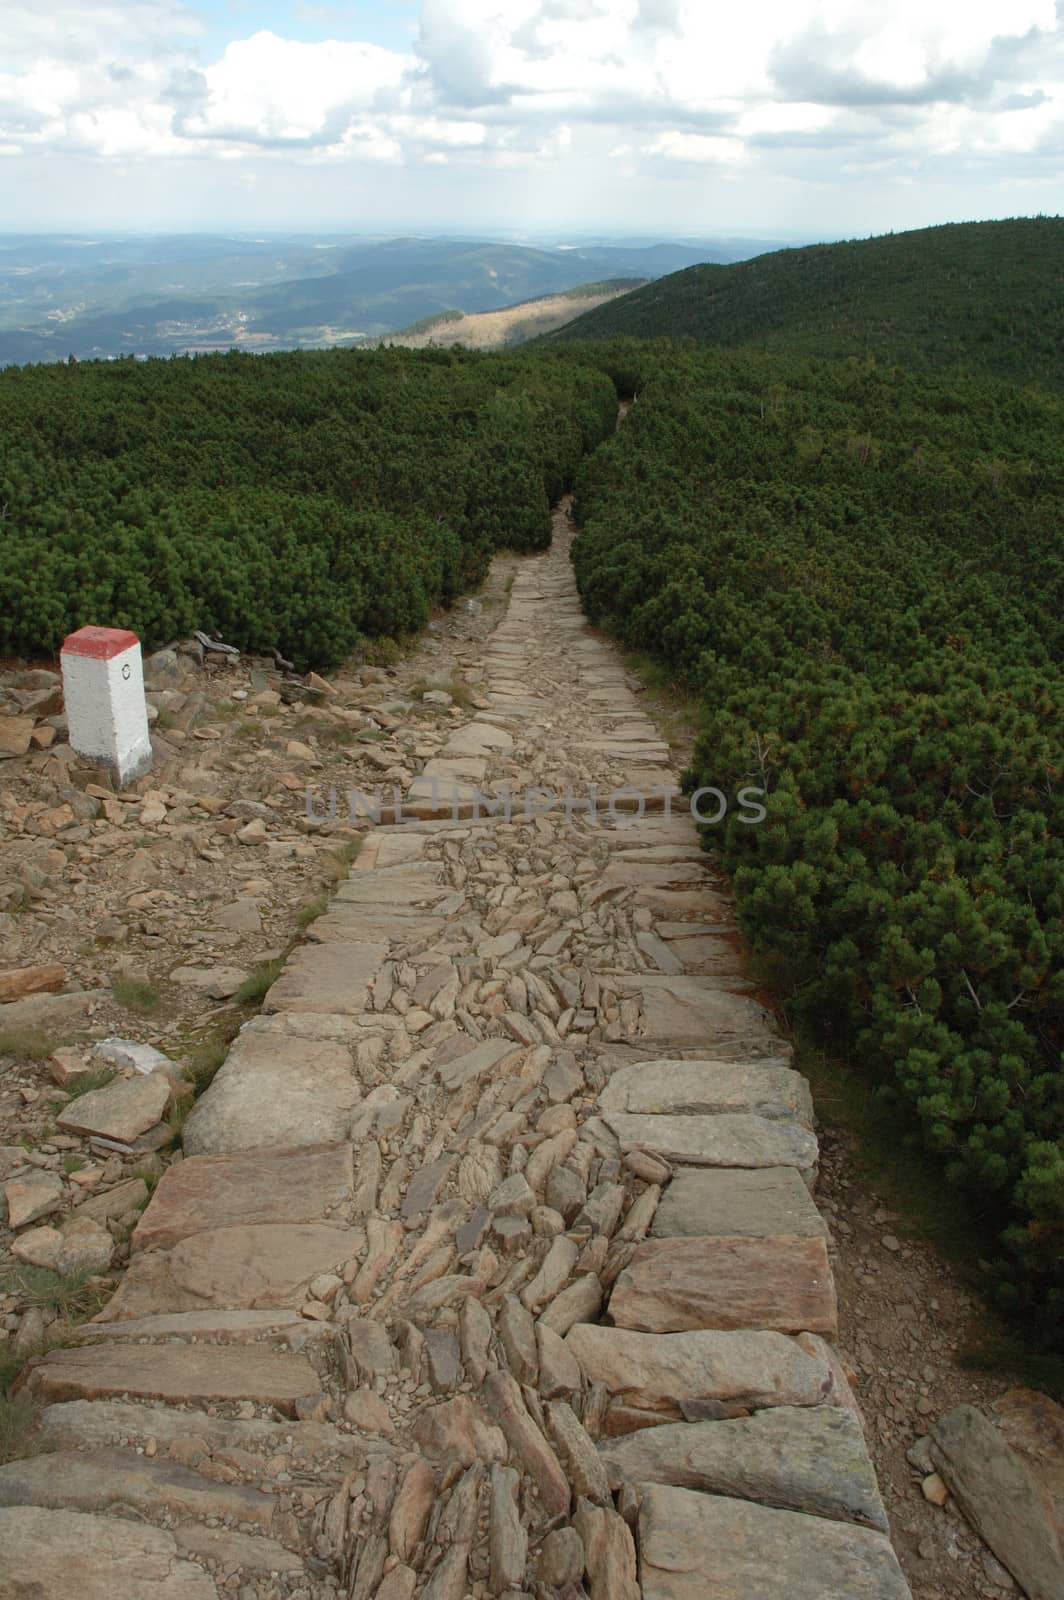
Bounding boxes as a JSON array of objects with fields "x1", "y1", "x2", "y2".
[
  {"x1": 96, "y1": 1222, "x2": 359, "y2": 1320},
  {"x1": 929, "y1": 1394, "x2": 1064, "y2": 1600},
  {"x1": 56, "y1": 1072, "x2": 170, "y2": 1143},
  {"x1": 132, "y1": 1142, "x2": 354, "y2": 1251},
  {"x1": 638, "y1": 1486, "x2": 912, "y2": 1600},
  {"x1": 611, "y1": 974, "x2": 778, "y2": 1050},
  {"x1": 334, "y1": 874, "x2": 451, "y2": 908},
  {"x1": 600, "y1": 1060, "x2": 813, "y2": 1124},
  {"x1": 182, "y1": 1031, "x2": 361, "y2": 1155},
  {"x1": 309, "y1": 909, "x2": 446, "y2": 944},
  {"x1": 356, "y1": 832, "x2": 429, "y2": 870},
  {"x1": 38, "y1": 1398, "x2": 363, "y2": 1463},
  {"x1": 0, "y1": 1446, "x2": 280, "y2": 1538},
  {"x1": 603, "y1": 1111, "x2": 818, "y2": 1175},
  {"x1": 0, "y1": 1506, "x2": 217, "y2": 1599},
  {"x1": 609, "y1": 1235, "x2": 838, "y2": 1336},
  {"x1": 653, "y1": 1167, "x2": 828, "y2": 1240},
  {"x1": 436, "y1": 1035, "x2": 524, "y2": 1091},
  {"x1": 21, "y1": 1343, "x2": 322, "y2": 1415},
  {"x1": 443, "y1": 723, "x2": 514, "y2": 755},
  {"x1": 263, "y1": 941, "x2": 385, "y2": 1014},
  {"x1": 659, "y1": 935, "x2": 747, "y2": 974},
  {"x1": 601, "y1": 1406, "x2": 888, "y2": 1531},
  {"x1": 76, "y1": 1308, "x2": 311, "y2": 1343},
  {"x1": 564, "y1": 1325, "x2": 844, "y2": 1418}
]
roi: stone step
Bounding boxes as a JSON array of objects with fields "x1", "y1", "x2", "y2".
[
  {"x1": 76, "y1": 1308, "x2": 317, "y2": 1343},
  {"x1": 37, "y1": 1397, "x2": 365, "y2": 1469},
  {"x1": 132, "y1": 1142, "x2": 353, "y2": 1251},
  {"x1": 608, "y1": 1234, "x2": 838, "y2": 1336},
  {"x1": 0, "y1": 1507, "x2": 219, "y2": 1599},
  {"x1": 0, "y1": 1445, "x2": 285, "y2": 1540},
  {"x1": 653, "y1": 1167, "x2": 828, "y2": 1241},
  {"x1": 19, "y1": 1342, "x2": 324, "y2": 1415},
  {"x1": 600, "y1": 1406, "x2": 889, "y2": 1531},
  {"x1": 599, "y1": 1059, "x2": 813, "y2": 1124},
  {"x1": 563, "y1": 1324, "x2": 851, "y2": 1425},
  {"x1": 602, "y1": 1110, "x2": 818, "y2": 1177},
  {"x1": 181, "y1": 1029, "x2": 361, "y2": 1155},
  {"x1": 609, "y1": 973, "x2": 781, "y2": 1051},
  {"x1": 262, "y1": 941, "x2": 386, "y2": 1014},
  {"x1": 333, "y1": 871, "x2": 451, "y2": 906},
  {"x1": 93, "y1": 1219, "x2": 359, "y2": 1321},
  {"x1": 637, "y1": 1486, "x2": 912, "y2": 1599},
  {"x1": 308, "y1": 909, "x2": 447, "y2": 944}
]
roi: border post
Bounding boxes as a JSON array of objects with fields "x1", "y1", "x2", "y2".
[{"x1": 60, "y1": 626, "x2": 153, "y2": 788}]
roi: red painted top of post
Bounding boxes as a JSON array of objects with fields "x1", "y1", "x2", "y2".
[{"x1": 61, "y1": 626, "x2": 140, "y2": 661}]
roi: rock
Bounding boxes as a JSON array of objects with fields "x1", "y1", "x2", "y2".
[
  {"x1": 930, "y1": 1393, "x2": 1064, "y2": 1600},
  {"x1": 609, "y1": 1235, "x2": 837, "y2": 1336},
  {"x1": 0, "y1": 964, "x2": 66, "y2": 1004},
  {"x1": 76, "y1": 1177, "x2": 149, "y2": 1226},
  {"x1": 482, "y1": 1371, "x2": 570, "y2": 1517},
  {"x1": 489, "y1": 1464, "x2": 528, "y2": 1594},
  {"x1": 0, "y1": 988, "x2": 106, "y2": 1033},
  {"x1": 401, "y1": 1154, "x2": 455, "y2": 1220},
  {"x1": 344, "y1": 1316, "x2": 400, "y2": 1380},
  {"x1": 21, "y1": 1343, "x2": 322, "y2": 1416},
  {"x1": 424, "y1": 1328, "x2": 462, "y2": 1393},
  {"x1": 10, "y1": 1225, "x2": 64, "y2": 1268},
  {"x1": 412, "y1": 1395, "x2": 507, "y2": 1467},
  {"x1": 420, "y1": 1545, "x2": 469, "y2": 1600},
  {"x1": 0, "y1": 1505, "x2": 217, "y2": 1598},
  {"x1": 575, "y1": 1497, "x2": 640, "y2": 1600},
  {"x1": 540, "y1": 1526, "x2": 585, "y2": 1586},
  {"x1": 599, "y1": 1058, "x2": 813, "y2": 1122},
  {"x1": 132, "y1": 1143, "x2": 353, "y2": 1251},
  {"x1": 623, "y1": 1150, "x2": 671, "y2": 1184},
  {"x1": 181, "y1": 1031, "x2": 363, "y2": 1154},
  {"x1": 564, "y1": 1325, "x2": 844, "y2": 1421},
  {"x1": 548, "y1": 1400, "x2": 612, "y2": 1504},
  {"x1": 343, "y1": 1388, "x2": 396, "y2": 1437},
  {"x1": 601, "y1": 1406, "x2": 887, "y2": 1530},
  {"x1": 168, "y1": 964, "x2": 248, "y2": 999},
  {"x1": 922, "y1": 1472, "x2": 949, "y2": 1506},
  {"x1": 488, "y1": 1173, "x2": 535, "y2": 1216},
  {"x1": 0, "y1": 1446, "x2": 277, "y2": 1538},
  {"x1": 173, "y1": 1525, "x2": 304, "y2": 1575},
  {"x1": 459, "y1": 1294, "x2": 493, "y2": 1385},
  {"x1": 375, "y1": 1566, "x2": 417, "y2": 1600},
  {"x1": 5, "y1": 1171, "x2": 64, "y2": 1228},
  {"x1": 57, "y1": 1072, "x2": 170, "y2": 1144},
  {"x1": 92, "y1": 1038, "x2": 175, "y2": 1077},
  {"x1": 97, "y1": 1222, "x2": 360, "y2": 1320},
  {"x1": 54, "y1": 1215, "x2": 114, "y2": 1274},
  {"x1": 521, "y1": 1235, "x2": 579, "y2": 1312},
  {"x1": 262, "y1": 942, "x2": 386, "y2": 1015},
  {"x1": 389, "y1": 1460, "x2": 435, "y2": 1562},
  {"x1": 538, "y1": 1273, "x2": 603, "y2": 1335},
  {"x1": 652, "y1": 1166, "x2": 827, "y2": 1240},
  {"x1": 637, "y1": 1486, "x2": 912, "y2": 1600},
  {"x1": 237, "y1": 817, "x2": 268, "y2": 845},
  {"x1": 602, "y1": 1111, "x2": 817, "y2": 1177},
  {"x1": 536, "y1": 1322, "x2": 582, "y2": 1398},
  {"x1": 498, "y1": 1295, "x2": 539, "y2": 1385},
  {"x1": 215, "y1": 897, "x2": 263, "y2": 933}
]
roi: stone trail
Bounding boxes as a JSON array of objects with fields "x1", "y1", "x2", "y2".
[{"x1": 1, "y1": 499, "x2": 912, "y2": 1598}]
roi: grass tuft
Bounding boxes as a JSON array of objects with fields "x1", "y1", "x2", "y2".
[
  {"x1": 0, "y1": 1392, "x2": 41, "y2": 1464},
  {"x1": 112, "y1": 978, "x2": 161, "y2": 1015},
  {"x1": 297, "y1": 894, "x2": 330, "y2": 930},
  {"x1": 234, "y1": 958, "x2": 285, "y2": 1006},
  {"x1": 62, "y1": 1067, "x2": 115, "y2": 1100},
  {"x1": 0, "y1": 1028, "x2": 54, "y2": 1062}
]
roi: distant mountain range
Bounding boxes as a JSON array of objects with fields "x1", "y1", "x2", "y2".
[
  {"x1": 553, "y1": 217, "x2": 1064, "y2": 390},
  {"x1": 0, "y1": 232, "x2": 784, "y2": 366}
]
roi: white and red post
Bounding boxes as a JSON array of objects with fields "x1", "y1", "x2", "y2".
[{"x1": 60, "y1": 626, "x2": 153, "y2": 788}]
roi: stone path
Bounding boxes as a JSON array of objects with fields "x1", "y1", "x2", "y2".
[{"x1": 2, "y1": 501, "x2": 912, "y2": 1598}]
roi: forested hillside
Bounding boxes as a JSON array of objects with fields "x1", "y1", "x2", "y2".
[
  {"x1": 0, "y1": 346, "x2": 617, "y2": 666},
  {"x1": 570, "y1": 338, "x2": 1064, "y2": 1330},
  {"x1": 554, "y1": 218, "x2": 1064, "y2": 391}
]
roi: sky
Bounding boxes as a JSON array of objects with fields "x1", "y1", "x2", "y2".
[{"x1": 1, "y1": 0, "x2": 1062, "y2": 239}]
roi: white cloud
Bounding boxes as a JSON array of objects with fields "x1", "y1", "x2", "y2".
[{"x1": 1, "y1": 0, "x2": 1063, "y2": 227}]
